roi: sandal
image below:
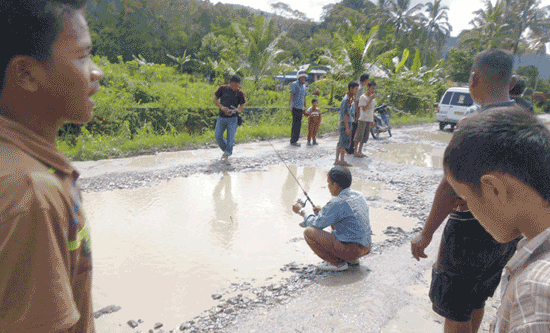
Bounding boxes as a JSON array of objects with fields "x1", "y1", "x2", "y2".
[
  {"x1": 341, "y1": 161, "x2": 353, "y2": 167},
  {"x1": 354, "y1": 153, "x2": 366, "y2": 158}
]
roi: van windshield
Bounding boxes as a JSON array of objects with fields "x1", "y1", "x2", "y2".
[{"x1": 450, "y1": 92, "x2": 473, "y2": 106}]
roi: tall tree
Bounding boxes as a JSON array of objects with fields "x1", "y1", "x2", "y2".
[
  {"x1": 388, "y1": 0, "x2": 424, "y2": 47},
  {"x1": 503, "y1": 0, "x2": 550, "y2": 55},
  {"x1": 422, "y1": 0, "x2": 451, "y2": 64}
]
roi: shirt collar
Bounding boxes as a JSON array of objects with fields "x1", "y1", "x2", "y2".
[
  {"x1": 338, "y1": 187, "x2": 352, "y2": 197},
  {"x1": 0, "y1": 114, "x2": 77, "y2": 178},
  {"x1": 505, "y1": 228, "x2": 550, "y2": 275},
  {"x1": 482, "y1": 100, "x2": 515, "y2": 111}
]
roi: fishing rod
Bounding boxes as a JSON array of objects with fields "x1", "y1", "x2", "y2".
[{"x1": 266, "y1": 139, "x2": 315, "y2": 208}]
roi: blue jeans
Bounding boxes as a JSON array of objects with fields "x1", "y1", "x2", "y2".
[{"x1": 215, "y1": 116, "x2": 238, "y2": 156}]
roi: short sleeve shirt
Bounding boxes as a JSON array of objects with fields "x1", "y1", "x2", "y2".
[
  {"x1": 214, "y1": 85, "x2": 246, "y2": 118},
  {"x1": 358, "y1": 94, "x2": 376, "y2": 122},
  {"x1": 290, "y1": 80, "x2": 308, "y2": 110},
  {"x1": 339, "y1": 95, "x2": 355, "y2": 123},
  {"x1": 0, "y1": 115, "x2": 93, "y2": 332}
]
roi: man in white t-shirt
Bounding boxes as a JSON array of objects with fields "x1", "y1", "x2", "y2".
[{"x1": 353, "y1": 81, "x2": 376, "y2": 157}]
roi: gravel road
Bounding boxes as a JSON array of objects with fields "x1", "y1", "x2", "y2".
[{"x1": 76, "y1": 122, "x2": 504, "y2": 333}]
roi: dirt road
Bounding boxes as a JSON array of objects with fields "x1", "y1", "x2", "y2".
[{"x1": 74, "y1": 120, "x2": 524, "y2": 333}]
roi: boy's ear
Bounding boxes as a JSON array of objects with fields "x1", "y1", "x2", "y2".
[
  {"x1": 480, "y1": 174, "x2": 508, "y2": 204},
  {"x1": 5, "y1": 56, "x2": 44, "y2": 93}
]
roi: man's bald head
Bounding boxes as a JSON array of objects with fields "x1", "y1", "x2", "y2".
[{"x1": 472, "y1": 49, "x2": 514, "y2": 87}]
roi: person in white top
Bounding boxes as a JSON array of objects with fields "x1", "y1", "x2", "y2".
[{"x1": 354, "y1": 81, "x2": 376, "y2": 158}]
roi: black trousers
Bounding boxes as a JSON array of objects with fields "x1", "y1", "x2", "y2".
[
  {"x1": 346, "y1": 121, "x2": 358, "y2": 154},
  {"x1": 290, "y1": 108, "x2": 303, "y2": 144}
]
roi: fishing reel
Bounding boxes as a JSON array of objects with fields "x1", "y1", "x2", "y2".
[{"x1": 297, "y1": 198, "x2": 307, "y2": 207}]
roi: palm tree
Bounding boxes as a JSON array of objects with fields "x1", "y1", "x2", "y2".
[
  {"x1": 422, "y1": 0, "x2": 451, "y2": 64},
  {"x1": 467, "y1": 0, "x2": 512, "y2": 50},
  {"x1": 388, "y1": 0, "x2": 424, "y2": 47},
  {"x1": 502, "y1": 0, "x2": 550, "y2": 55}
]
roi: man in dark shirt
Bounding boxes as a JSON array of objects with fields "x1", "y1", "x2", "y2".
[
  {"x1": 509, "y1": 79, "x2": 534, "y2": 113},
  {"x1": 213, "y1": 75, "x2": 246, "y2": 163}
]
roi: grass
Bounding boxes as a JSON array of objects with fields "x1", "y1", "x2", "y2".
[{"x1": 57, "y1": 109, "x2": 437, "y2": 161}]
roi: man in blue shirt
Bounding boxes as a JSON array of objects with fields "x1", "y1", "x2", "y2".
[
  {"x1": 292, "y1": 166, "x2": 372, "y2": 271},
  {"x1": 289, "y1": 71, "x2": 308, "y2": 146}
]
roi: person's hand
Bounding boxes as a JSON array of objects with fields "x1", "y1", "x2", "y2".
[
  {"x1": 345, "y1": 126, "x2": 351, "y2": 136},
  {"x1": 411, "y1": 233, "x2": 433, "y2": 261},
  {"x1": 292, "y1": 201, "x2": 304, "y2": 214},
  {"x1": 313, "y1": 205, "x2": 321, "y2": 215},
  {"x1": 222, "y1": 106, "x2": 230, "y2": 114}
]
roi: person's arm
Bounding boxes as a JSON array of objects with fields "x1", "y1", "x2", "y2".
[
  {"x1": 0, "y1": 210, "x2": 80, "y2": 332},
  {"x1": 340, "y1": 97, "x2": 351, "y2": 134},
  {"x1": 411, "y1": 177, "x2": 461, "y2": 260},
  {"x1": 289, "y1": 83, "x2": 295, "y2": 110},
  {"x1": 303, "y1": 200, "x2": 345, "y2": 229},
  {"x1": 213, "y1": 97, "x2": 229, "y2": 114}
]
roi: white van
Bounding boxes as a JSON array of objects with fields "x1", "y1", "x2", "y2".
[{"x1": 436, "y1": 87, "x2": 479, "y2": 130}]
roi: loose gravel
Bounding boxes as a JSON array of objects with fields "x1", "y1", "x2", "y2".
[{"x1": 87, "y1": 125, "x2": 447, "y2": 333}]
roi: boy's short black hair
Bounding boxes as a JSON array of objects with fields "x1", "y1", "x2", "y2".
[
  {"x1": 328, "y1": 166, "x2": 352, "y2": 189},
  {"x1": 359, "y1": 74, "x2": 370, "y2": 82},
  {"x1": 473, "y1": 49, "x2": 514, "y2": 86},
  {"x1": 367, "y1": 81, "x2": 376, "y2": 87},
  {"x1": 348, "y1": 81, "x2": 359, "y2": 90},
  {"x1": 509, "y1": 79, "x2": 526, "y2": 96},
  {"x1": 444, "y1": 106, "x2": 550, "y2": 201},
  {"x1": 0, "y1": 0, "x2": 88, "y2": 90},
  {"x1": 229, "y1": 74, "x2": 242, "y2": 83},
  {"x1": 311, "y1": 98, "x2": 318, "y2": 103}
]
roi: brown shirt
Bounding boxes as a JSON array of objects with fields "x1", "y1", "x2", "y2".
[{"x1": 0, "y1": 115, "x2": 93, "y2": 332}]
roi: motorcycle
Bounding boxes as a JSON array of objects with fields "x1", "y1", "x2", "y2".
[{"x1": 371, "y1": 103, "x2": 392, "y2": 139}]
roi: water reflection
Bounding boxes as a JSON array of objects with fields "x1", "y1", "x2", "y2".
[
  {"x1": 210, "y1": 173, "x2": 238, "y2": 249},
  {"x1": 282, "y1": 165, "x2": 300, "y2": 209},
  {"x1": 87, "y1": 165, "x2": 411, "y2": 332}
]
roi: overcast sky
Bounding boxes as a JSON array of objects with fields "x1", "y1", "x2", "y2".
[{"x1": 212, "y1": 0, "x2": 550, "y2": 38}]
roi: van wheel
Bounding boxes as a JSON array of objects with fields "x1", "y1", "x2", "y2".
[{"x1": 439, "y1": 122, "x2": 446, "y2": 130}]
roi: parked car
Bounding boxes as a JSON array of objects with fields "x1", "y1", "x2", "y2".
[{"x1": 436, "y1": 87, "x2": 479, "y2": 130}]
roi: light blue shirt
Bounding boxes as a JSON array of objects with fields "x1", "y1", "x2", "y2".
[
  {"x1": 301, "y1": 188, "x2": 372, "y2": 247},
  {"x1": 290, "y1": 80, "x2": 308, "y2": 110},
  {"x1": 339, "y1": 95, "x2": 355, "y2": 123}
]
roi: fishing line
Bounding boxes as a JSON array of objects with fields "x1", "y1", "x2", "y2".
[{"x1": 266, "y1": 139, "x2": 315, "y2": 208}]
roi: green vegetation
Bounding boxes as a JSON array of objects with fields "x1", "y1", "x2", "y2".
[{"x1": 58, "y1": 0, "x2": 548, "y2": 161}]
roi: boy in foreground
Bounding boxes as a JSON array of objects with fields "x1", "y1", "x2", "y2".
[
  {"x1": 444, "y1": 106, "x2": 550, "y2": 332},
  {"x1": 292, "y1": 166, "x2": 372, "y2": 271},
  {"x1": 0, "y1": 1, "x2": 103, "y2": 331}
]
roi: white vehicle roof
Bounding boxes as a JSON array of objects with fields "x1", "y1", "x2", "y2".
[{"x1": 445, "y1": 87, "x2": 470, "y2": 93}]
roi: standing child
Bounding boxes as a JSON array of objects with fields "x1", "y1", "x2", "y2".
[
  {"x1": 335, "y1": 82, "x2": 359, "y2": 167},
  {"x1": 306, "y1": 98, "x2": 322, "y2": 146},
  {"x1": 443, "y1": 106, "x2": 550, "y2": 332},
  {"x1": 354, "y1": 81, "x2": 376, "y2": 157}
]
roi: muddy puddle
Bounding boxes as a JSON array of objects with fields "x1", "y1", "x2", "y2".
[
  {"x1": 372, "y1": 143, "x2": 445, "y2": 168},
  {"x1": 86, "y1": 165, "x2": 414, "y2": 332},
  {"x1": 409, "y1": 131, "x2": 452, "y2": 143},
  {"x1": 126, "y1": 151, "x2": 196, "y2": 168}
]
